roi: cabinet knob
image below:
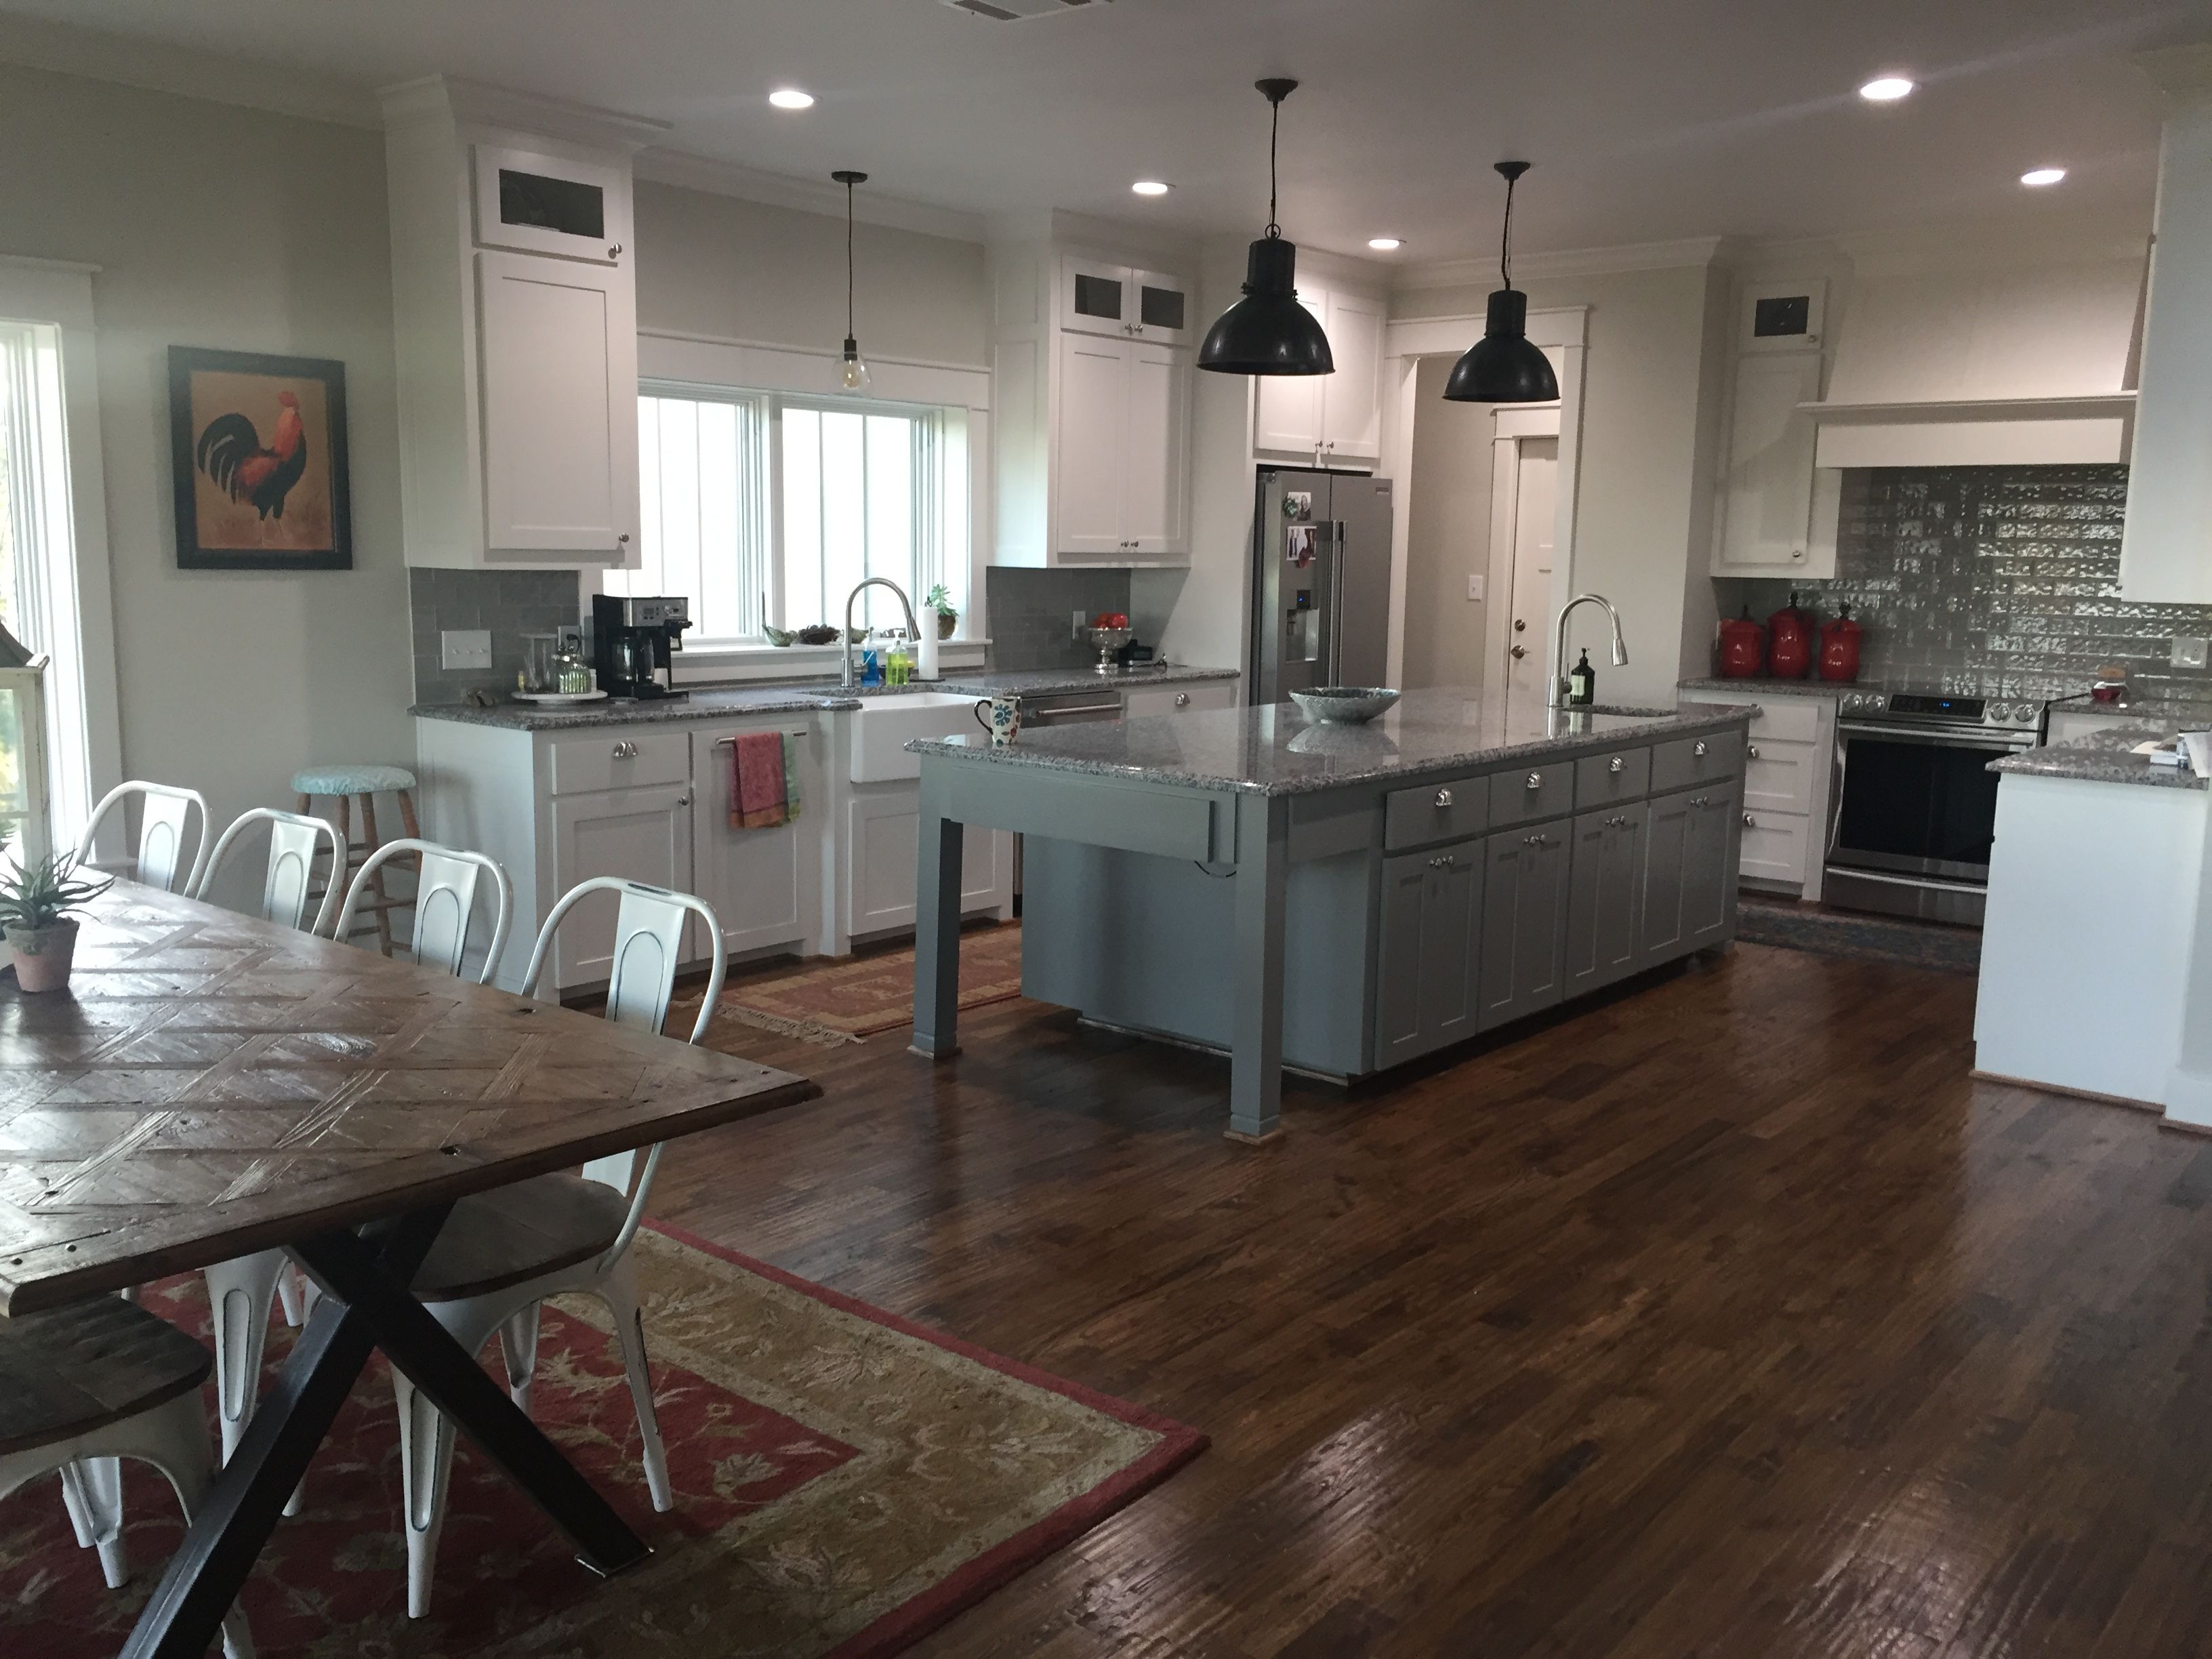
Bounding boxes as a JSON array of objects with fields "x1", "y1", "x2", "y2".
[
  {"x1": 1524, "y1": 833, "x2": 1551, "y2": 847},
  {"x1": 609, "y1": 243, "x2": 623, "y2": 258},
  {"x1": 1744, "y1": 812, "x2": 1756, "y2": 827},
  {"x1": 1693, "y1": 740, "x2": 1708, "y2": 758},
  {"x1": 613, "y1": 740, "x2": 637, "y2": 759},
  {"x1": 678, "y1": 795, "x2": 692, "y2": 807},
  {"x1": 1790, "y1": 548, "x2": 1805, "y2": 561},
  {"x1": 1434, "y1": 787, "x2": 1454, "y2": 808},
  {"x1": 1689, "y1": 795, "x2": 1710, "y2": 807},
  {"x1": 1525, "y1": 771, "x2": 1542, "y2": 790},
  {"x1": 1175, "y1": 692, "x2": 1190, "y2": 708},
  {"x1": 617, "y1": 533, "x2": 632, "y2": 546},
  {"x1": 1747, "y1": 743, "x2": 1760, "y2": 759},
  {"x1": 1608, "y1": 756, "x2": 1624, "y2": 774},
  {"x1": 1605, "y1": 815, "x2": 1628, "y2": 828}
]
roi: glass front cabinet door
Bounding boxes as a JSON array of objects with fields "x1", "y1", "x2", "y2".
[
  {"x1": 473, "y1": 144, "x2": 631, "y2": 266},
  {"x1": 1058, "y1": 257, "x2": 1193, "y2": 347}
]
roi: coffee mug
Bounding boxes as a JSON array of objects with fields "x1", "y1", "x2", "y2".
[{"x1": 973, "y1": 693, "x2": 1021, "y2": 748}]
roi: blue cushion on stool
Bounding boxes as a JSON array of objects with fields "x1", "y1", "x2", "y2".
[{"x1": 292, "y1": 764, "x2": 417, "y2": 796}]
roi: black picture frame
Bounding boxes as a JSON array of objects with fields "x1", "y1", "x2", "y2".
[{"x1": 168, "y1": 346, "x2": 352, "y2": 571}]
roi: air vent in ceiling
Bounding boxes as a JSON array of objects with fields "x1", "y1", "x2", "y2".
[{"x1": 941, "y1": 0, "x2": 1113, "y2": 20}]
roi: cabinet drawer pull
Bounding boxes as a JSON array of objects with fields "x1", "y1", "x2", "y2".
[
  {"x1": 1175, "y1": 692, "x2": 1190, "y2": 708},
  {"x1": 1428, "y1": 853, "x2": 1456, "y2": 869},
  {"x1": 1525, "y1": 771, "x2": 1542, "y2": 790},
  {"x1": 1434, "y1": 787, "x2": 1454, "y2": 808},
  {"x1": 1688, "y1": 795, "x2": 1710, "y2": 807},
  {"x1": 1605, "y1": 815, "x2": 1628, "y2": 829},
  {"x1": 612, "y1": 740, "x2": 637, "y2": 759},
  {"x1": 1523, "y1": 833, "x2": 1551, "y2": 847},
  {"x1": 1608, "y1": 756, "x2": 1624, "y2": 774},
  {"x1": 1694, "y1": 740, "x2": 1708, "y2": 758},
  {"x1": 1747, "y1": 743, "x2": 1760, "y2": 760}
]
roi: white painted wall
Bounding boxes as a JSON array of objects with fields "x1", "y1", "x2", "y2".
[
  {"x1": 1399, "y1": 354, "x2": 1498, "y2": 689},
  {"x1": 0, "y1": 63, "x2": 412, "y2": 903}
]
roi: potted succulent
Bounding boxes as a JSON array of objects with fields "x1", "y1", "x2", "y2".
[
  {"x1": 923, "y1": 583, "x2": 959, "y2": 641},
  {"x1": 0, "y1": 849, "x2": 112, "y2": 993}
]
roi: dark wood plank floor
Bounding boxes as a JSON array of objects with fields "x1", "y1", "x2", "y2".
[{"x1": 653, "y1": 942, "x2": 2212, "y2": 1658}]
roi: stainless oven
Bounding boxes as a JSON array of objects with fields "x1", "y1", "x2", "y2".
[{"x1": 1824, "y1": 691, "x2": 2040, "y2": 926}]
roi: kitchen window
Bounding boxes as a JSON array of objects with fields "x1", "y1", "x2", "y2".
[{"x1": 607, "y1": 384, "x2": 968, "y2": 650}]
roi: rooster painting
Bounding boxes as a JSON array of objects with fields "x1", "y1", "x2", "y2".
[
  {"x1": 169, "y1": 346, "x2": 352, "y2": 570},
  {"x1": 194, "y1": 390, "x2": 308, "y2": 521}
]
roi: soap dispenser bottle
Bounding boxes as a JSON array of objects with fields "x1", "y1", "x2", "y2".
[{"x1": 1568, "y1": 648, "x2": 1595, "y2": 707}]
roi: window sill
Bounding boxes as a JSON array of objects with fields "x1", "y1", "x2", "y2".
[{"x1": 671, "y1": 639, "x2": 989, "y2": 685}]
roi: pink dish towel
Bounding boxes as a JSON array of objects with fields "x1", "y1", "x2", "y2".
[{"x1": 729, "y1": 731, "x2": 797, "y2": 829}]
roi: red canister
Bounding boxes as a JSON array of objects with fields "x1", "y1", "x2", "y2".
[
  {"x1": 1818, "y1": 604, "x2": 1863, "y2": 682},
  {"x1": 1767, "y1": 592, "x2": 1814, "y2": 680},
  {"x1": 1717, "y1": 607, "x2": 1766, "y2": 679}
]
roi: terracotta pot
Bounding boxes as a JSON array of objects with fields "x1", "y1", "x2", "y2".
[
  {"x1": 935, "y1": 611, "x2": 957, "y2": 640},
  {"x1": 7, "y1": 918, "x2": 79, "y2": 993}
]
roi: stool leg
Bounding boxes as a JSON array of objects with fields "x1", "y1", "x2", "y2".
[
  {"x1": 359, "y1": 792, "x2": 394, "y2": 956},
  {"x1": 398, "y1": 789, "x2": 421, "y2": 842},
  {"x1": 331, "y1": 794, "x2": 354, "y2": 941}
]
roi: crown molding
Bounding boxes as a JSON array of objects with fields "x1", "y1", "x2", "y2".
[
  {"x1": 2138, "y1": 43, "x2": 2212, "y2": 97},
  {"x1": 637, "y1": 149, "x2": 986, "y2": 244},
  {"x1": 0, "y1": 14, "x2": 380, "y2": 128},
  {"x1": 377, "y1": 75, "x2": 669, "y2": 152},
  {"x1": 1395, "y1": 234, "x2": 1725, "y2": 292}
]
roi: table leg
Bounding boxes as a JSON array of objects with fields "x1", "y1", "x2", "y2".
[
  {"x1": 911, "y1": 769, "x2": 965, "y2": 1059},
  {"x1": 1227, "y1": 794, "x2": 1290, "y2": 1144},
  {"x1": 118, "y1": 1204, "x2": 648, "y2": 1658}
]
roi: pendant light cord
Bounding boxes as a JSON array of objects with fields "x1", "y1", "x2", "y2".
[
  {"x1": 844, "y1": 178, "x2": 856, "y2": 338},
  {"x1": 1500, "y1": 171, "x2": 1515, "y2": 291},
  {"x1": 1266, "y1": 95, "x2": 1281, "y2": 239}
]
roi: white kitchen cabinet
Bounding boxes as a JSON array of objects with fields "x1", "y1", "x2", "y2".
[
  {"x1": 691, "y1": 719, "x2": 821, "y2": 960},
  {"x1": 1714, "y1": 352, "x2": 1831, "y2": 575},
  {"x1": 845, "y1": 789, "x2": 1011, "y2": 938},
  {"x1": 1252, "y1": 283, "x2": 1388, "y2": 464},
  {"x1": 991, "y1": 239, "x2": 1194, "y2": 567},
  {"x1": 1123, "y1": 680, "x2": 1241, "y2": 720},
  {"x1": 382, "y1": 77, "x2": 657, "y2": 569},
  {"x1": 1677, "y1": 689, "x2": 1835, "y2": 899},
  {"x1": 549, "y1": 784, "x2": 693, "y2": 987}
]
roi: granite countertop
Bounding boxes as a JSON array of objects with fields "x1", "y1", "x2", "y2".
[
  {"x1": 1990, "y1": 726, "x2": 2209, "y2": 791},
  {"x1": 905, "y1": 688, "x2": 1755, "y2": 798},
  {"x1": 1678, "y1": 676, "x2": 1852, "y2": 699},
  {"x1": 409, "y1": 664, "x2": 1242, "y2": 731}
]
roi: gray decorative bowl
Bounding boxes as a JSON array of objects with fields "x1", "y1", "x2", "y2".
[{"x1": 1290, "y1": 686, "x2": 1401, "y2": 724}]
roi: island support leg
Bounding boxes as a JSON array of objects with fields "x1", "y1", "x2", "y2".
[
  {"x1": 911, "y1": 769, "x2": 964, "y2": 1059},
  {"x1": 1227, "y1": 794, "x2": 1290, "y2": 1143}
]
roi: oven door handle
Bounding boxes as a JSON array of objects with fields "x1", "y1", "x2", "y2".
[
  {"x1": 1836, "y1": 720, "x2": 2033, "y2": 752},
  {"x1": 1826, "y1": 729, "x2": 1848, "y2": 864}
]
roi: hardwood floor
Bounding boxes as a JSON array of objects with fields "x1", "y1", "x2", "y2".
[{"x1": 653, "y1": 941, "x2": 2212, "y2": 1657}]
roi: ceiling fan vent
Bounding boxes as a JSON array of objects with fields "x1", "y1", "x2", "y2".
[{"x1": 941, "y1": 0, "x2": 1113, "y2": 20}]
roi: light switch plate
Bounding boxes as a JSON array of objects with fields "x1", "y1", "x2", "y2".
[
  {"x1": 2176, "y1": 636, "x2": 2209, "y2": 670},
  {"x1": 441, "y1": 628, "x2": 493, "y2": 670},
  {"x1": 1073, "y1": 609, "x2": 1089, "y2": 640},
  {"x1": 1467, "y1": 574, "x2": 1486, "y2": 602}
]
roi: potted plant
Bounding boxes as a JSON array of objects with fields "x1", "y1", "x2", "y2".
[
  {"x1": 0, "y1": 849, "x2": 112, "y2": 993},
  {"x1": 923, "y1": 583, "x2": 959, "y2": 641}
]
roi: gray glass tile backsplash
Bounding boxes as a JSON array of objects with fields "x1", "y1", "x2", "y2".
[
  {"x1": 410, "y1": 569, "x2": 583, "y2": 705},
  {"x1": 1715, "y1": 465, "x2": 2212, "y2": 702},
  {"x1": 985, "y1": 567, "x2": 1134, "y2": 672}
]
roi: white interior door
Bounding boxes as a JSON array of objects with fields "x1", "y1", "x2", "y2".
[{"x1": 1505, "y1": 437, "x2": 1559, "y2": 726}]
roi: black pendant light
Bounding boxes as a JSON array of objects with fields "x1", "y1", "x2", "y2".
[
  {"x1": 832, "y1": 169, "x2": 872, "y2": 392},
  {"x1": 1197, "y1": 79, "x2": 1334, "y2": 377},
  {"x1": 1443, "y1": 161, "x2": 1559, "y2": 403}
]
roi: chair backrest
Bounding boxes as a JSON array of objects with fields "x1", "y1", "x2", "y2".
[
  {"x1": 193, "y1": 808, "x2": 344, "y2": 935},
  {"x1": 76, "y1": 781, "x2": 211, "y2": 895},
  {"x1": 520, "y1": 876, "x2": 726, "y2": 1262},
  {"x1": 332, "y1": 838, "x2": 513, "y2": 985}
]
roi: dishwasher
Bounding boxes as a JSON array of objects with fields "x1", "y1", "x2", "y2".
[{"x1": 1012, "y1": 689, "x2": 1124, "y2": 897}]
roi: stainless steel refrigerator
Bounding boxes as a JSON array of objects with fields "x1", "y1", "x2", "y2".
[{"x1": 1249, "y1": 468, "x2": 1395, "y2": 702}]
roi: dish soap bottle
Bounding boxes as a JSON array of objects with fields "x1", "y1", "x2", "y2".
[{"x1": 1568, "y1": 648, "x2": 1596, "y2": 706}]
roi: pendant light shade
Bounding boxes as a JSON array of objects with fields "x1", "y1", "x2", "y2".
[
  {"x1": 833, "y1": 169, "x2": 872, "y2": 393},
  {"x1": 1442, "y1": 161, "x2": 1559, "y2": 405},
  {"x1": 1198, "y1": 79, "x2": 1334, "y2": 377}
]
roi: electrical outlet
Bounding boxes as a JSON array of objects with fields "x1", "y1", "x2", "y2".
[
  {"x1": 1467, "y1": 574, "x2": 1486, "y2": 602},
  {"x1": 440, "y1": 628, "x2": 492, "y2": 670},
  {"x1": 2175, "y1": 636, "x2": 2209, "y2": 670},
  {"x1": 1073, "y1": 608, "x2": 1089, "y2": 640}
]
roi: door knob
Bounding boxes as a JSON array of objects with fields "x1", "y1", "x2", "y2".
[
  {"x1": 1510, "y1": 644, "x2": 1528, "y2": 659},
  {"x1": 1513, "y1": 619, "x2": 1526, "y2": 632}
]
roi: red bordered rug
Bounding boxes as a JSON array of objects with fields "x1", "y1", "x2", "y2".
[{"x1": 0, "y1": 1223, "x2": 1205, "y2": 1657}]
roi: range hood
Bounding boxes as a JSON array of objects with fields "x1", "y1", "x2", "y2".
[{"x1": 1804, "y1": 251, "x2": 2145, "y2": 468}]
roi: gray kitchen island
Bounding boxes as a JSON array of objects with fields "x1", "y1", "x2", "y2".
[{"x1": 907, "y1": 690, "x2": 1753, "y2": 1141}]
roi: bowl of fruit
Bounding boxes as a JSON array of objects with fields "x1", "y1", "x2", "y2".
[{"x1": 1087, "y1": 612, "x2": 1132, "y2": 674}]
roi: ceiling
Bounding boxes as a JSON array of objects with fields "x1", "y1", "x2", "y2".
[{"x1": 2, "y1": 0, "x2": 2203, "y2": 262}]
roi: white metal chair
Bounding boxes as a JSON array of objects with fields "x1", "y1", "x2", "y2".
[
  {"x1": 390, "y1": 876, "x2": 724, "y2": 1618},
  {"x1": 5, "y1": 1296, "x2": 254, "y2": 1658},
  {"x1": 192, "y1": 807, "x2": 345, "y2": 935},
  {"x1": 331, "y1": 838, "x2": 514, "y2": 982},
  {"x1": 76, "y1": 779, "x2": 211, "y2": 895}
]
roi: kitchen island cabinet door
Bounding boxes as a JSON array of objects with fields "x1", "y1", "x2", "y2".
[
  {"x1": 549, "y1": 784, "x2": 693, "y2": 989},
  {"x1": 1374, "y1": 839, "x2": 1483, "y2": 1067},
  {"x1": 1641, "y1": 787, "x2": 1739, "y2": 967},
  {"x1": 1477, "y1": 819, "x2": 1570, "y2": 1030},
  {"x1": 1565, "y1": 804, "x2": 1648, "y2": 996}
]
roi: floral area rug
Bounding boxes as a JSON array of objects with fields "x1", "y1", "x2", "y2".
[
  {"x1": 0, "y1": 1223, "x2": 1203, "y2": 1658},
  {"x1": 678, "y1": 923, "x2": 1026, "y2": 1047}
]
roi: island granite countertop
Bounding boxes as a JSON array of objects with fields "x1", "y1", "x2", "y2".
[
  {"x1": 907, "y1": 688, "x2": 1755, "y2": 797},
  {"x1": 409, "y1": 664, "x2": 1241, "y2": 732},
  {"x1": 1990, "y1": 726, "x2": 2209, "y2": 792}
]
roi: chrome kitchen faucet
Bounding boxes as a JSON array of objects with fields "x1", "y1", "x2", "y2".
[
  {"x1": 842, "y1": 577, "x2": 922, "y2": 688},
  {"x1": 1551, "y1": 593, "x2": 1629, "y2": 709}
]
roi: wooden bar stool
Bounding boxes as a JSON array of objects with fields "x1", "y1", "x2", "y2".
[{"x1": 291, "y1": 763, "x2": 419, "y2": 955}]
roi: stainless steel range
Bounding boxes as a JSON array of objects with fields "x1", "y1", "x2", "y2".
[{"x1": 1825, "y1": 689, "x2": 2041, "y2": 926}]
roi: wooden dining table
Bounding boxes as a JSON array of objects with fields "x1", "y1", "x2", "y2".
[{"x1": 0, "y1": 880, "x2": 818, "y2": 1657}]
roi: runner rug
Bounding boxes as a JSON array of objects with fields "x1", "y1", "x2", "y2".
[
  {"x1": 679, "y1": 922, "x2": 1026, "y2": 1046},
  {"x1": 0, "y1": 1223, "x2": 1204, "y2": 1658}
]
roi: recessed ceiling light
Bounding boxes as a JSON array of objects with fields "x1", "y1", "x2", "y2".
[
  {"x1": 769, "y1": 87, "x2": 816, "y2": 110},
  {"x1": 1368, "y1": 237, "x2": 1403, "y2": 251},
  {"x1": 2021, "y1": 166, "x2": 2068, "y2": 187},
  {"x1": 1131, "y1": 180, "x2": 1172, "y2": 197},
  {"x1": 1858, "y1": 76, "x2": 1915, "y2": 102}
]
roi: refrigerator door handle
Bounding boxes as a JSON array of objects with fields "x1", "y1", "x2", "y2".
[{"x1": 1328, "y1": 521, "x2": 1347, "y2": 684}]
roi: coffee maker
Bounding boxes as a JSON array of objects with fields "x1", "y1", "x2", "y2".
[{"x1": 591, "y1": 594, "x2": 691, "y2": 700}]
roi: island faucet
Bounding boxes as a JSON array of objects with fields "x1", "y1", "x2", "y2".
[
  {"x1": 842, "y1": 577, "x2": 923, "y2": 688},
  {"x1": 1551, "y1": 593, "x2": 1629, "y2": 709}
]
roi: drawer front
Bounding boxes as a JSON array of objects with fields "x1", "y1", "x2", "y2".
[
  {"x1": 549, "y1": 729, "x2": 690, "y2": 796},
  {"x1": 1746, "y1": 697, "x2": 1822, "y2": 743},
  {"x1": 1488, "y1": 760, "x2": 1576, "y2": 830},
  {"x1": 1651, "y1": 729, "x2": 1744, "y2": 794},
  {"x1": 1385, "y1": 775, "x2": 1490, "y2": 851},
  {"x1": 1738, "y1": 805, "x2": 1810, "y2": 885},
  {"x1": 1574, "y1": 745, "x2": 1651, "y2": 808},
  {"x1": 1744, "y1": 735, "x2": 1820, "y2": 813}
]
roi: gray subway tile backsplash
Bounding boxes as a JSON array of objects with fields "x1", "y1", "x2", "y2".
[
  {"x1": 1714, "y1": 465, "x2": 2212, "y2": 703},
  {"x1": 409, "y1": 568, "x2": 583, "y2": 705},
  {"x1": 985, "y1": 567, "x2": 1134, "y2": 672}
]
